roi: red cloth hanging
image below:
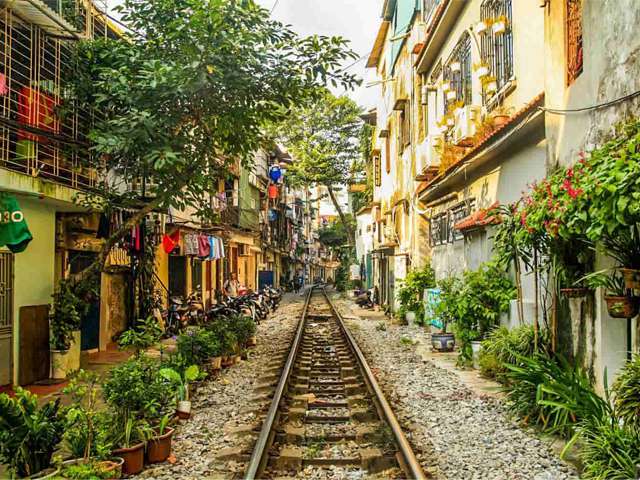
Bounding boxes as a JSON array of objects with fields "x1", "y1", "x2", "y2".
[
  {"x1": 0, "y1": 74, "x2": 8, "y2": 96},
  {"x1": 268, "y1": 184, "x2": 278, "y2": 199},
  {"x1": 17, "y1": 87, "x2": 60, "y2": 143},
  {"x1": 162, "y1": 229, "x2": 180, "y2": 254}
]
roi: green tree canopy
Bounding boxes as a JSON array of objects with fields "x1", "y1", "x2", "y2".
[
  {"x1": 274, "y1": 91, "x2": 364, "y2": 239},
  {"x1": 69, "y1": 0, "x2": 360, "y2": 267}
]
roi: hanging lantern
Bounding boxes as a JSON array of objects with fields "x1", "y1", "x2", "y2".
[
  {"x1": 268, "y1": 184, "x2": 279, "y2": 199},
  {"x1": 269, "y1": 164, "x2": 282, "y2": 183}
]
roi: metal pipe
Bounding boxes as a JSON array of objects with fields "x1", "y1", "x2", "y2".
[{"x1": 324, "y1": 289, "x2": 427, "y2": 480}]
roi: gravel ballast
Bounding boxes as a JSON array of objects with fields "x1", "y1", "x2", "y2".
[
  {"x1": 332, "y1": 295, "x2": 579, "y2": 480},
  {"x1": 137, "y1": 294, "x2": 303, "y2": 480}
]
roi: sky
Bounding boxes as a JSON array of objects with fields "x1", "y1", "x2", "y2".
[{"x1": 107, "y1": 0, "x2": 382, "y2": 109}]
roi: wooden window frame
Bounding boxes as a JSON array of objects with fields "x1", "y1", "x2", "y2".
[{"x1": 566, "y1": 0, "x2": 583, "y2": 85}]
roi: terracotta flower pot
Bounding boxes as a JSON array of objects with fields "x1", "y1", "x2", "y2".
[
  {"x1": 560, "y1": 287, "x2": 592, "y2": 298},
  {"x1": 492, "y1": 114, "x2": 510, "y2": 127},
  {"x1": 221, "y1": 355, "x2": 233, "y2": 367},
  {"x1": 210, "y1": 356, "x2": 222, "y2": 370},
  {"x1": 621, "y1": 268, "x2": 640, "y2": 290},
  {"x1": 113, "y1": 443, "x2": 145, "y2": 476},
  {"x1": 147, "y1": 428, "x2": 174, "y2": 464},
  {"x1": 605, "y1": 296, "x2": 640, "y2": 319}
]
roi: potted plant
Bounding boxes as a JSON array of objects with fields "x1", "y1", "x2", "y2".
[
  {"x1": 584, "y1": 270, "x2": 640, "y2": 318},
  {"x1": 111, "y1": 416, "x2": 150, "y2": 476},
  {"x1": 396, "y1": 265, "x2": 436, "y2": 326},
  {"x1": 146, "y1": 413, "x2": 175, "y2": 464},
  {"x1": 49, "y1": 280, "x2": 83, "y2": 380},
  {"x1": 0, "y1": 388, "x2": 66, "y2": 479},
  {"x1": 430, "y1": 277, "x2": 459, "y2": 352},
  {"x1": 490, "y1": 105, "x2": 514, "y2": 127},
  {"x1": 229, "y1": 314, "x2": 257, "y2": 356},
  {"x1": 159, "y1": 365, "x2": 202, "y2": 420},
  {"x1": 117, "y1": 316, "x2": 163, "y2": 358},
  {"x1": 61, "y1": 370, "x2": 124, "y2": 478},
  {"x1": 602, "y1": 227, "x2": 640, "y2": 290},
  {"x1": 206, "y1": 320, "x2": 238, "y2": 367}
]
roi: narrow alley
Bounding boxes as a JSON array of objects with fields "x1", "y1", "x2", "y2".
[{"x1": 2, "y1": 0, "x2": 640, "y2": 479}]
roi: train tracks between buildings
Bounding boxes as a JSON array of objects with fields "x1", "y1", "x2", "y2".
[{"x1": 244, "y1": 287, "x2": 426, "y2": 479}]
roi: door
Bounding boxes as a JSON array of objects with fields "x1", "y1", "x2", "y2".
[
  {"x1": 18, "y1": 305, "x2": 49, "y2": 385},
  {"x1": 69, "y1": 251, "x2": 100, "y2": 351},
  {"x1": 0, "y1": 252, "x2": 13, "y2": 386},
  {"x1": 169, "y1": 256, "x2": 187, "y2": 298}
]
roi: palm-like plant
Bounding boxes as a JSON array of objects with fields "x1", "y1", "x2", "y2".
[{"x1": 0, "y1": 388, "x2": 66, "y2": 477}]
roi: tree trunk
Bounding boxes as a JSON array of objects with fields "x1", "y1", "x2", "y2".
[{"x1": 326, "y1": 184, "x2": 354, "y2": 243}]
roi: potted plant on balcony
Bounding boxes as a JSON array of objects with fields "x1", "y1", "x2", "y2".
[
  {"x1": 490, "y1": 104, "x2": 514, "y2": 127},
  {"x1": 0, "y1": 388, "x2": 66, "y2": 479}
]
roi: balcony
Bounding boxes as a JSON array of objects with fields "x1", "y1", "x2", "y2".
[{"x1": 221, "y1": 205, "x2": 241, "y2": 227}]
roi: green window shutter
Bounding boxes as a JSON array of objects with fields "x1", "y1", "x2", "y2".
[{"x1": 389, "y1": 0, "x2": 419, "y2": 72}]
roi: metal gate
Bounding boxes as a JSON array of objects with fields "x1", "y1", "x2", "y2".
[{"x1": 0, "y1": 252, "x2": 14, "y2": 386}]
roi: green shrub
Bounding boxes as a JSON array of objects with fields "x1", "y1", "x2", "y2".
[
  {"x1": 228, "y1": 315, "x2": 256, "y2": 347},
  {"x1": 117, "y1": 316, "x2": 163, "y2": 356},
  {"x1": 578, "y1": 416, "x2": 640, "y2": 480},
  {"x1": 449, "y1": 263, "x2": 515, "y2": 364},
  {"x1": 504, "y1": 354, "x2": 610, "y2": 438},
  {"x1": 396, "y1": 265, "x2": 436, "y2": 322},
  {"x1": 0, "y1": 388, "x2": 66, "y2": 478},
  {"x1": 177, "y1": 327, "x2": 221, "y2": 365},
  {"x1": 612, "y1": 354, "x2": 640, "y2": 428},
  {"x1": 479, "y1": 325, "x2": 547, "y2": 382},
  {"x1": 206, "y1": 320, "x2": 238, "y2": 355}
]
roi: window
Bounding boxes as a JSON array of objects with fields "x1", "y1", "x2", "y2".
[
  {"x1": 449, "y1": 201, "x2": 475, "y2": 241},
  {"x1": 480, "y1": 0, "x2": 514, "y2": 103},
  {"x1": 373, "y1": 149, "x2": 382, "y2": 187},
  {"x1": 399, "y1": 102, "x2": 411, "y2": 150},
  {"x1": 423, "y1": 0, "x2": 442, "y2": 24},
  {"x1": 385, "y1": 130, "x2": 391, "y2": 173},
  {"x1": 444, "y1": 33, "x2": 472, "y2": 107},
  {"x1": 429, "y1": 213, "x2": 449, "y2": 246},
  {"x1": 416, "y1": 73, "x2": 426, "y2": 141},
  {"x1": 566, "y1": 0, "x2": 583, "y2": 85}
]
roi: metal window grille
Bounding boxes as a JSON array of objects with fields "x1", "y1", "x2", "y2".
[
  {"x1": 0, "y1": 2, "x2": 110, "y2": 192},
  {"x1": 423, "y1": 0, "x2": 441, "y2": 25},
  {"x1": 429, "y1": 212, "x2": 449, "y2": 246},
  {"x1": 566, "y1": 0, "x2": 583, "y2": 85},
  {"x1": 480, "y1": 0, "x2": 514, "y2": 104},
  {"x1": 373, "y1": 150, "x2": 381, "y2": 187},
  {"x1": 444, "y1": 32, "x2": 472, "y2": 108},
  {"x1": 449, "y1": 200, "x2": 475, "y2": 241}
]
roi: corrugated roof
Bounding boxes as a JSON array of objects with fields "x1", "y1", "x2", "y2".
[
  {"x1": 5, "y1": 0, "x2": 80, "y2": 38},
  {"x1": 454, "y1": 202, "x2": 500, "y2": 232}
]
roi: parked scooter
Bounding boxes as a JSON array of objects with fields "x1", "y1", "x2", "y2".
[{"x1": 355, "y1": 289, "x2": 374, "y2": 309}]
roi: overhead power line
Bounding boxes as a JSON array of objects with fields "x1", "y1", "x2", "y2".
[{"x1": 541, "y1": 90, "x2": 640, "y2": 114}]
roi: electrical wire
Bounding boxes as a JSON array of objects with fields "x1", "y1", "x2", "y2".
[
  {"x1": 541, "y1": 90, "x2": 640, "y2": 114},
  {"x1": 270, "y1": 0, "x2": 280, "y2": 14}
]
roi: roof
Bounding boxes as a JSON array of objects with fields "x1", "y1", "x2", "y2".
[
  {"x1": 367, "y1": 21, "x2": 390, "y2": 69},
  {"x1": 417, "y1": 92, "x2": 545, "y2": 196},
  {"x1": 454, "y1": 202, "x2": 500, "y2": 232},
  {"x1": 6, "y1": 0, "x2": 80, "y2": 38}
]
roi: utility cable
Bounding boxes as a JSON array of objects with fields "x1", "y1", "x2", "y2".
[{"x1": 541, "y1": 90, "x2": 640, "y2": 114}]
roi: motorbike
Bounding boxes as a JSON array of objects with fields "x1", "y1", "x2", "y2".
[{"x1": 355, "y1": 289, "x2": 374, "y2": 309}]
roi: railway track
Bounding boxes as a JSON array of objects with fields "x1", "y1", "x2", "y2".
[{"x1": 244, "y1": 288, "x2": 426, "y2": 479}]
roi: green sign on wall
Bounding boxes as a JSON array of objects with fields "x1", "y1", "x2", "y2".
[{"x1": 0, "y1": 194, "x2": 33, "y2": 253}]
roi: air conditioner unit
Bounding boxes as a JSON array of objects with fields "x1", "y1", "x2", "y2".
[
  {"x1": 453, "y1": 105, "x2": 481, "y2": 146},
  {"x1": 425, "y1": 134, "x2": 443, "y2": 168}
]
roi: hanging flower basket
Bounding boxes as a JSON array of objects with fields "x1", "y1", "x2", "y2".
[
  {"x1": 621, "y1": 268, "x2": 640, "y2": 290},
  {"x1": 604, "y1": 295, "x2": 640, "y2": 318},
  {"x1": 560, "y1": 287, "x2": 592, "y2": 298}
]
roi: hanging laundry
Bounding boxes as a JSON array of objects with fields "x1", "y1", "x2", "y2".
[
  {"x1": 198, "y1": 234, "x2": 211, "y2": 258},
  {"x1": 219, "y1": 238, "x2": 225, "y2": 259},
  {"x1": 162, "y1": 229, "x2": 180, "y2": 254},
  {"x1": 184, "y1": 233, "x2": 199, "y2": 256},
  {"x1": 17, "y1": 86, "x2": 60, "y2": 143},
  {"x1": 0, "y1": 73, "x2": 8, "y2": 96},
  {"x1": 208, "y1": 236, "x2": 215, "y2": 260}
]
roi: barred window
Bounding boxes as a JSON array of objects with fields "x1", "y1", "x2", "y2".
[
  {"x1": 443, "y1": 33, "x2": 472, "y2": 108},
  {"x1": 566, "y1": 0, "x2": 583, "y2": 85},
  {"x1": 423, "y1": 0, "x2": 442, "y2": 24},
  {"x1": 429, "y1": 212, "x2": 449, "y2": 246},
  {"x1": 449, "y1": 201, "x2": 475, "y2": 242},
  {"x1": 480, "y1": 0, "x2": 514, "y2": 103},
  {"x1": 373, "y1": 150, "x2": 382, "y2": 187}
]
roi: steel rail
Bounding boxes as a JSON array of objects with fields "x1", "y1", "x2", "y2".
[
  {"x1": 244, "y1": 287, "x2": 313, "y2": 480},
  {"x1": 323, "y1": 289, "x2": 427, "y2": 480}
]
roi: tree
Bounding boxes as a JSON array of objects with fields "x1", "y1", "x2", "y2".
[
  {"x1": 275, "y1": 91, "x2": 364, "y2": 241},
  {"x1": 68, "y1": 0, "x2": 360, "y2": 270}
]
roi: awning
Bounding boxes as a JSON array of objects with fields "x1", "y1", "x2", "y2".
[
  {"x1": 454, "y1": 202, "x2": 500, "y2": 233},
  {"x1": 4, "y1": 0, "x2": 80, "y2": 38}
]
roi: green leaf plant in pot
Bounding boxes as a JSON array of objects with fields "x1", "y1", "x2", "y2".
[
  {"x1": 159, "y1": 364, "x2": 202, "y2": 420},
  {"x1": 49, "y1": 279, "x2": 83, "y2": 380},
  {"x1": 583, "y1": 269, "x2": 640, "y2": 319},
  {"x1": 431, "y1": 276, "x2": 460, "y2": 353},
  {"x1": 601, "y1": 226, "x2": 640, "y2": 291},
  {"x1": 109, "y1": 415, "x2": 151, "y2": 477},
  {"x1": 60, "y1": 370, "x2": 124, "y2": 479},
  {"x1": 117, "y1": 316, "x2": 163, "y2": 358},
  {"x1": 146, "y1": 413, "x2": 175, "y2": 465},
  {"x1": 0, "y1": 388, "x2": 65, "y2": 479}
]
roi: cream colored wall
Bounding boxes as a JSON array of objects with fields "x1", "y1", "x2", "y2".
[{"x1": 9, "y1": 197, "x2": 56, "y2": 385}]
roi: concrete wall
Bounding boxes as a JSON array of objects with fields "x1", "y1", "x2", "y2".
[
  {"x1": 544, "y1": 0, "x2": 640, "y2": 391},
  {"x1": 9, "y1": 197, "x2": 56, "y2": 385}
]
